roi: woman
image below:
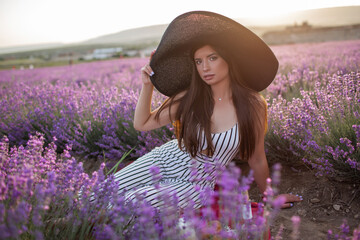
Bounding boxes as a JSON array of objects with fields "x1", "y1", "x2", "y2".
[{"x1": 113, "y1": 11, "x2": 301, "y2": 214}]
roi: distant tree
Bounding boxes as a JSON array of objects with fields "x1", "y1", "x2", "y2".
[{"x1": 302, "y1": 21, "x2": 311, "y2": 27}]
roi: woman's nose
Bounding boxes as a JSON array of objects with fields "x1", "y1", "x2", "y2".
[{"x1": 202, "y1": 61, "x2": 210, "y2": 71}]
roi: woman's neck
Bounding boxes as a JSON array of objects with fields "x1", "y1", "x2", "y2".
[{"x1": 211, "y1": 78, "x2": 232, "y2": 102}]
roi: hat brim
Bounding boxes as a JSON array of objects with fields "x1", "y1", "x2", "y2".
[{"x1": 150, "y1": 11, "x2": 279, "y2": 96}]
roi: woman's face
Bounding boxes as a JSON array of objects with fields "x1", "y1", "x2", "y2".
[{"x1": 194, "y1": 45, "x2": 230, "y2": 86}]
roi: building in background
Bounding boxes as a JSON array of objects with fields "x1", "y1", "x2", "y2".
[{"x1": 83, "y1": 47, "x2": 123, "y2": 60}]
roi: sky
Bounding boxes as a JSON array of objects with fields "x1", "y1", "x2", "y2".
[{"x1": 0, "y1": 0, "x2": 359, "y2": 48}]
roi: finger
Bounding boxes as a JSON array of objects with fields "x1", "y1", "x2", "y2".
[
  {"x1": 289, "y1": 194, "x2": 303, "y2": 202},
  {"x1": 146, "y1": 65, "x2": 154, "y2": 74},
  {"x1": 145, "y1": 65, "x2": 154, "y2": 76},
  {"x1": 284, "y1": 193, "x2": 303, "y2": 202},
  {"x1": 281, "y1": 202, "x2": 294, "y2": 209},
  {"x1": 141, "y1": 65, "x2": 154, "y2": 76},
  {"x1": 150, "y1": 49, "x2": 156, "y2": 60}
]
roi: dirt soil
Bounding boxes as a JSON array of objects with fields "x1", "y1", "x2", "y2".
[{"x1": 246, "y1": 162, "x2": 360, "y2": 239}]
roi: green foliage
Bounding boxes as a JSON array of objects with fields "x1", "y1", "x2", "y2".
[
  {"x1": 106, "y1": 148, "x2": 134, "y2": 176},
  {"x1": 265, "y1": 129, "x2": 304, "y2": 165}
]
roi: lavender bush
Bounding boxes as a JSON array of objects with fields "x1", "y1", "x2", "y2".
[
  {"x1": 266, "y1": 70, "x2": 360, "y2": 180},
  {"x1": 267, "y1": 40, "x2": 360, "y2": 100},
  {"x1": 0, "y1": 133, "x2": 287, "y2": 239},
  {"x1": 0, "y1": 58, "x2": 174, "y2": 162},
  {"x1": 263, "y1": 40, "x2": 360, "y2": 181},
  {"x1": 1, "y1": 134, "x2": 358, "y2": 239}
]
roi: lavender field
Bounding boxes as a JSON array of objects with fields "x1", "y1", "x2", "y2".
[{"x1": 0, "y1": 40, "x2": 359, "y2": 239}]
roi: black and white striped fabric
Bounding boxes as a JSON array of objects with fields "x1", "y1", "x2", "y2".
[{"x1": 114, "y1": 123, "x2": 240, "y2": 209}]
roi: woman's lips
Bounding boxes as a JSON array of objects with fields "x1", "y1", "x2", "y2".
[{"x1": 203, "y1": 74, "x2": 215, "y2": 81}]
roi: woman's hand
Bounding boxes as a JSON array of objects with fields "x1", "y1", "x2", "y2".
[
  {"x1": 140, "y1": 49, "x2": 156, "y2": 85},
  {"x1": 277, "y1": 193, "x2": 303, "y2": 209},
  {"x1": 140, "y1": 64, "x2": 154, "y2": 85}
]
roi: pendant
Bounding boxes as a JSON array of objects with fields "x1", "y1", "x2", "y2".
[{"x1": 218, "y1": 98, "x2": 222, "y2": 101}]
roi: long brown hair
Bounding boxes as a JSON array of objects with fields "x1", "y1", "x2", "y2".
[{"x1": 155, "y1": 44, "x2": 267, "y2": 161}]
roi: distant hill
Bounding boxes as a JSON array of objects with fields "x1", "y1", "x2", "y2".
[
  {"x1": 83, "y1": 25, "x2": 168, "y2": 45},
  {"x1": 262, "y1": 24, "x2": 360, "y2": 45},
  {"x1": 0, "y1": 43, "x2": 65, "y2": 55},
  {"x1": 81, "y1": 6, "x2": 360, "y2": 46},
  {"x1": 82, "y1": 24, "x2": 287, "y2": 46},
  {"x1": 1, "y1": 5, "x2": 359, "y2": 55},
  {"x1": 239, "y1": 5, "x2": 360, "y2": 27},
  {"x1": 82, "y1": 6, "x2": 360, "y2": 44}
]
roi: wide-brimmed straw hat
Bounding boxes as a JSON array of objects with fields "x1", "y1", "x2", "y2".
[{"x1": 149, "y1": 11, "x2": 279, "y2": 96}]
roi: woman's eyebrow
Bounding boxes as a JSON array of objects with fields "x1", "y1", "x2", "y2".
[
  {"x1": 194, "y1": 52, "x2": 217, "y2": 60},
  {"x1": 207, "y1": 52, "x2": 217, "y2": 57}
]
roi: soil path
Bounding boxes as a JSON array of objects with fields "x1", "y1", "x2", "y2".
[{"x1": 247, "y1": 163, "x2": 360, "y2": 239}]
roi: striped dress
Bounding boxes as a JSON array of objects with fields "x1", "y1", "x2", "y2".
[{"x1": 114, "y1": 123, "x2": 244, "y2": 210}]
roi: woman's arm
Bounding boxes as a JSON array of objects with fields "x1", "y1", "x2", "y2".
[
  {"x1": 133, "y1": 63, "x2": 184, "y2": 131},
  {"x1": 247, "y1": 124, "x2": 269, "y2": 194},
  {"x1": 249, "y1": 130, "x2": 303, "y2": 208},
  {"x1": 248, "y1": 99, "x2": 302, "y2": 208},
  {"x1": 247, "y1": 96, "x2": 269, "y2": 193}
]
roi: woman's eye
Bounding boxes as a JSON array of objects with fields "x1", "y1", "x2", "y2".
[
  {"x1": 210, "y1": 56, "x2": 218, "y2": 61},
  {"x1": 195, "y1": 60, "x2": 201, "y2": 65}
]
